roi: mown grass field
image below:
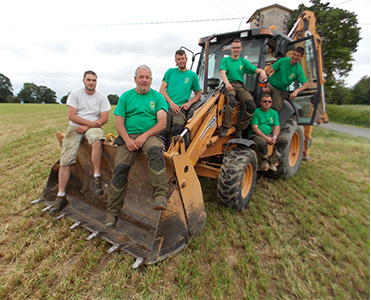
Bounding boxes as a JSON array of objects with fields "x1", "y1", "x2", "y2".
[{"x1": 0, "y1": 103, "x2": 369, "y2": 300}]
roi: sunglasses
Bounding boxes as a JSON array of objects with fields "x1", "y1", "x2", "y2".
[{"x1": 262, "y1": 100, "x2": 272, "y2": 103}]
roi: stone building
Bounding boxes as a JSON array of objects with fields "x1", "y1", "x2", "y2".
[{"x1": 247, "y1": 4, "x2": 293, "y2": 34}]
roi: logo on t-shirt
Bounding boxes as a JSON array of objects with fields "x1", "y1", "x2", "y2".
[
  {"x1": 239, "y1": 65, "x2": 243, "y2": 71},
  {"x1": 150, "y1": 101, "x2": 155, "y2": 110},
  {"x1": 290, "y1": 73, "x2": 295, "y2": 79},
  {"x1": 185, "y1": 78, "x2": 190, "y2": 84}
]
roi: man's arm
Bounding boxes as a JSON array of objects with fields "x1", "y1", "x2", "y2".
[
  {"x1": 220, "y1": 69, "x2": 233, "y2": 91},
  {"x1": 289, "y1": 81, "x2": 309, "y2": 100},
  {"x1": 160, "y1": 81, "x2": 181, "y2": 113},
  {"x1": 68, "y1": 106, "x2": 108, "y2": 133},
  {"x1": 180, "y1": 90, "x2": 201, "y2": 110},
  {"x1": 134, "y1": 109, "x2": 167, "y2": 148},
  {"x1": 272, "y1": 125, "x2": 280, "y2": 144}
]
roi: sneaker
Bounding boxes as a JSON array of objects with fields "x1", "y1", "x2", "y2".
[
  {"x1": 49, "y1": 196, "x2": 69, "y2": 215},
  {"x1": 153, "y1": 197, "x2": 167, "y2": 211},
  {"x1": 92, "y1": 176, "x2": 103, "y2": 196},
  {"x1": 262, "y1": 159, "x2": 270, "y2": 170},
  {"x1": 218, "y1": 126, "x2": 229, "y2": 138},
  {"x1": 105, "y1": 215, "x2": 118, "y2": 229}
]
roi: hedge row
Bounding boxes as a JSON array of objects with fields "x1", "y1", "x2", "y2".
[{"x1": 326, "y1": 104, "x2": 370, "y2": 128}]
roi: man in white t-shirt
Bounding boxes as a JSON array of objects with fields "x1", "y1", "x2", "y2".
[{"x1": 50, "y1": 70, "x2": 111, "y2": 215}]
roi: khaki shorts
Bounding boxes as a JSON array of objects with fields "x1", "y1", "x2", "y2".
[{"x1": 60, "y1": 126, "x2": 105, "y2": 166}]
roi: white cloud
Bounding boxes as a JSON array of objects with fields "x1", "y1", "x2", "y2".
[{"x1": 1, "y1": 0, "x2": 369, "y2": 100}]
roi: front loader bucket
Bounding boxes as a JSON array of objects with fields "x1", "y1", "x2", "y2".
[{"x1": 37, "y1": 134, "x2": 206, "y2": 266}]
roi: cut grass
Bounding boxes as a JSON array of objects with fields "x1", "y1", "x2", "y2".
[{"x1": 0, "y1": 104, "x2": 369, "y2": 299}]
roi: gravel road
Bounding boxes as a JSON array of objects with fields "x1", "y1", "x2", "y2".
[{"x1": 318, "y1": 123, "x2": 370, "y2": 139}]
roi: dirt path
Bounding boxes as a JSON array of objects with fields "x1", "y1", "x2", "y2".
[{"x1": 318, "y1": 123, "x2": 370, "y2": 139}]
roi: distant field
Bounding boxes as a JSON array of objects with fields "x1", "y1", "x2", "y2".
[
  {"x1": 326, "y1": 104, "x2": 370, "y2": 127},
  {"x1": 0, "y1": 103, "x2": 369, "y2": 300}
]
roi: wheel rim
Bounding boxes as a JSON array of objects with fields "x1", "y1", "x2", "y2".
[
  {"x1": 241, "y1": 163, "x2": 253, "y2": 198},
  {"x1": 289, "y1": 131, "x2": 300, "y2": 167}
]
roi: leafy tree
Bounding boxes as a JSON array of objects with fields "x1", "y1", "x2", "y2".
[
  {"x1": 60, "y1": 93, "x2": 69, "y2": 104},
  {"x1": 325, "y1": 80, "x2": 351, "y2": 105},
  {"x1": 0, "y1": 73, "x2": 14, "y2": 102},
  {"x1": 17, "y1": 83, "x2": 57, "y2": 103},
  {"x1": 350, "y1": 76, "x2": 370, "y2": 105},
  {"x1": 290, "y1": 0, "x2": 361, "y2": 88},
  {"x1": 108, "y1": 94, "x2": 119, "y2": 105},
  {"x1": 38, "y1": 85, "x2": 57, "y2": 103},
  {"x1": 17, "y1": 83, "x2": 39, "y2": 103}
]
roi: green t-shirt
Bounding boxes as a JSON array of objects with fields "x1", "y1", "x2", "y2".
[
  {"x1": 114, "y1": 88, "x2": 168, "y2": 134},
  {"x1": 219, "y1": 56, "x2": 257, "y2": 83},
  {"x1": 269, "y1": 57, "x2": 308, "y2": 91},
  {"x1": 163, "y1": 68, "x2": 201, "y2": 106},
  {"x1": 248, "y1": 108, "x2": 279, "y2": 136}
]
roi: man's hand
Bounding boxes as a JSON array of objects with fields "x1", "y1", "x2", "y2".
[
  {"x1": 134, "y1": 134, "x2": 148, "y2": 149},
  {"x1": 170, "y1": 102, "x2": 181, "y2": 113},
  {"x1": 180, "y1": 102, "x2": 191, "y2": 111},
  {"x1": 265, "y1": 136, "x2": 276, "y2": 145},
  {"x1": 125, "y1": 137, "x2": 140, "y2": 152},
  {"x1": 289, "y1": 90, "x2": 299, "y2": 100},
  {"x1": 76, "y1": 125, "x2": 89, "y2": 133},
  {"x1": 258, "y1": 70, "x2": 268, "y2": 82},
  {"x1": 225, "y1": 82, "x2": 234, "y2": 91}
]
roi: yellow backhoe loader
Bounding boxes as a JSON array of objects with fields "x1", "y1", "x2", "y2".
[{"x1": 34, "y1": 11, "x2": 325, "y2": 267}]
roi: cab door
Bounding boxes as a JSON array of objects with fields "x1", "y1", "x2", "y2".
[{"x1": 286, "y1": 36, "x2": 322, "y2": 126}]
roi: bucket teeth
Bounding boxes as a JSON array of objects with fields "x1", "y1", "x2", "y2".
[
  {"x1": 54, "y1": 213, "x2": 66, "y2": 220},
  {"x1": 31, "y1": 198, "x2": 43, "y2": 204},
  {"x1": 107, "y1": 244, "x2": 120, "y2": 253},
  {"x1": 70, "y1": 222, "x2": 81, "y2": 229},
  {"x1": 42, "y1": 205, "x2": 53, "y2": 212},
  {"x1": 86, "y1": 232, "x2": 98, "y2": 241},
  {"x1": 132, "y1": 257, "x2": 144, "y2": 269}
]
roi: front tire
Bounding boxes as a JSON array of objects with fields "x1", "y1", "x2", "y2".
[{"x1": 217, "y1": 147, "x2": 257, "y2": 211}]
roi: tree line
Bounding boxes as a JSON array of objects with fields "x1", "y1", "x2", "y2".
[{"x1": 0, "y1": 74, "x2": 120, "y2": 105}]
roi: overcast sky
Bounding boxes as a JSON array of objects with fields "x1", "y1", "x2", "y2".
[{"x1": 1, "y1": 0, "x2": 369, "y2": 101}]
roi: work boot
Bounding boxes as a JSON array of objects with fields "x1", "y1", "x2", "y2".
[
  {"x1": 49, "y1": 196, "x2": 69, "y2": 215},
  {"x1": 153, "y1": 196, "x2": 167, "y2": 211},
  {"x1": 92, "y1": 176, "x2": 103, "y2": 196},
  {"x1": 105, "y1": 215, "x2": 118, "y2": 229},
  {"x1": 261, "y1": 159, "x2": 270, "y2": 171},
  {"x1": 218, "y1": 126, "x2": 230, "y2": 138},
  {"x1": 270, "y1": 150, "x2": 282, "y2": 166},
  {"x1": 269, "y1": 162, "x2": 277, "y2": 172}
]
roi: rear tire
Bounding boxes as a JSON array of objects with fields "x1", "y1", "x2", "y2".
[
  {"x1": 277, "y1": 117, "x2": 304, "y2": 178},
  {"x1": 217, "y1": 147, "x2": 257, "y2": 211}
]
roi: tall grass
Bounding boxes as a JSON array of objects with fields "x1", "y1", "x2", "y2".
[{"x1": 0, "y1": 104, "x2": 369, "y2": 299}]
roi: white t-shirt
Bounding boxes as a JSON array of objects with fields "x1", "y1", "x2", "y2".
[{"x1": 66, "y1": 88, "x2": 111, "y2": 126}]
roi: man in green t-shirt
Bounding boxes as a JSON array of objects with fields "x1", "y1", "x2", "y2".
[
  {"x1": 105, "y1": 65, "x2": 169, "y2": 229},
  {"x1": 160, "y1": 49, "x2": 201, "y2": 138},
  {"x1": 267, "y1": 47, "x2": 309, "y2": 111},
  {"x1": 248, "y1": 94, "x2": 288, "y2": 171},
  {"x1": 219, "y1": 39, "x2": 267, "y2": 138}
]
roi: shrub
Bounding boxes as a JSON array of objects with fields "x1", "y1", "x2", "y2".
[{"x1": 326, "y1": 104, "x2": 370, "y2": 127}]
